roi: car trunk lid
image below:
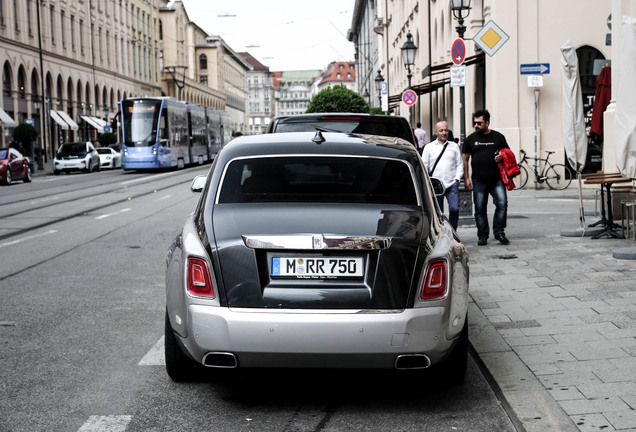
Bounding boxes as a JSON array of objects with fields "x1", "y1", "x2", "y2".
[{"x1": 211, "y1": 203, "x2": 428, "y2": 310}]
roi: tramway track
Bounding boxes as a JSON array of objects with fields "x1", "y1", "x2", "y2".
[
  {"x1": 0, "y1": 172, "x2": 161, "y2": 211},
  {"x1": 0, "y1": 175, "x2": 195, "y2": 242}
]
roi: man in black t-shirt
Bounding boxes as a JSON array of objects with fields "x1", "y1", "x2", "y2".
[{"x1": 462, "y1": 109, "x2": 510, "y2": 246}]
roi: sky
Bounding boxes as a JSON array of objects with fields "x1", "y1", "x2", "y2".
[{"x1": 180, "y1": 0, "x2": 356, "y2": 71}]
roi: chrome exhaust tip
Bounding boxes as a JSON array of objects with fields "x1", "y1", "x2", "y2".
[
  {"x1": 394, "y1": 354, "x2": 431, "y2": 370},
  {"x1": 202, "y1": 352, "x2": 238, "y2": 368}
]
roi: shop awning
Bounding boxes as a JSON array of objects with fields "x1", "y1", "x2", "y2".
[
  {"x1": 56, "y1": 111, "x2": 79, "y2": 131},
  {"x1": 80, "y1": 115, "x2": 104, "y2": 133},
  {"x1": 50, "y1": 110, "x2": 70, "y2": 130},
  {"x1": 92, "y1": 117, "x2": 108, "y2": 129},
  {"x1": 0, "y1": 108, "x2": 17, "y2": 128}
]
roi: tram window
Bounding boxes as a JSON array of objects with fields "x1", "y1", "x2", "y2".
[{"x1": 159, "y1": 111, "x2": 168, "y2": 145}]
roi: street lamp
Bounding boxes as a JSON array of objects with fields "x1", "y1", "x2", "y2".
[
  {"x1": 103, "y1": 104, "x2": 109, "y2": 120},
  {"x1": 400, "y1": 32, "x2": 417, "y2": 125},
  {"x1": 374, "y1": 70, "x2": 384, "y2": 109},
  {"x1": 450, "y1": 0, "x2": 472, "y2": 39},
  {"x1": 400, "y1": 32, "x2": 417, "y2": 89}
]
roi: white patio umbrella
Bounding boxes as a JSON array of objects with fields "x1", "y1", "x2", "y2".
[
  {"x1": 560, "y1": 40, "x2": 587, "y2": 228},
  {"x1": 615, "y1": 16, "x2": 636, "y2": 180},
  {"x1": 613, "y1": 16, "x2": 636, "y2": 260}
]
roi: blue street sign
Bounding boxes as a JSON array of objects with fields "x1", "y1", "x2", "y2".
[
  {"x1": 103, "y1": 125, "x2": 112, "y2": 133},
  {"x1": 520, "y1": 63, "x2": 550, "y2": 75}
]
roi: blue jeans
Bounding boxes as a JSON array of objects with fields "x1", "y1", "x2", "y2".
[
  {"x1": 436, "y1": 181, "x2": 460, "y2": 230},
  {"x1": 472, "y1": 177, "x2": 507, "y2": 239}
]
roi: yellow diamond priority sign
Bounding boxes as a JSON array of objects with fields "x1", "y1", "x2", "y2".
[{"x1": 473, "y1": 20, "x2": 509, "y2": 57}]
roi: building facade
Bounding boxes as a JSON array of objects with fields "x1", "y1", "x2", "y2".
[
  {"x1": 158, "y1": 2, "x2": 225, "y2": 109},
  {"x1": 0, "y1": 0, "x2": 249, "y2": 161},
  {"x1": 273, "y1": 70, "x2": 321, "y2": 116},
  {"x1": 348, "y1": 0, "x2": 383, "y2": 108},
  {"x1": 240, "y1": 52, "x2": 275, "y2": 135},
  {"x1": 0, "y1": 0, "x2": 143, "y2": 159},
  {"x1": 350, "y1": 0, "x2": 613, "y2": 174},
  {"x1": 311, "y1": 61, "x2": 357, "y2": 97}
]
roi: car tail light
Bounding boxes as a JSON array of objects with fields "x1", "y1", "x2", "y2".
[
  {"x1": 419, "y1": 259, "x2": 447, "y2": 300},
  {"x1": 187, "y1": 257, "x2": 215, "y2": 298}
]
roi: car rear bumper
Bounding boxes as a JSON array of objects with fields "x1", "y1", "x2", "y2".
[{"x1": 178, "y1": 305, "x2": 456, "y2": 368}]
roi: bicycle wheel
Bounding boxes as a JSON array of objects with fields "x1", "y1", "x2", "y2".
[
  {"x1": 516, "y1": 164, "x2": 529, "y2": 189},
  {"x1": 545, "y1": 164, "x2": 573, "y2": 190}
]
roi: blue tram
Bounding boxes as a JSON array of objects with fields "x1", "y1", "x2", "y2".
[{"x1": 120, "y1": 97, "x2": 229, "y2": 170}]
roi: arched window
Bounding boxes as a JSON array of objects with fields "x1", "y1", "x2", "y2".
[
  {"x1": 3, "y1": 62, "x2": 12, "y2": 98},
  {"x1": 67, "y1": 78, "x2": 74, "y2": 113},
  {"x1": 199, "y1": 54, "x2": 207, "y2": 70},
  {"x1": 56, "y1": 75, "x2": 64, "y2": 108},
  {"x1": 30, "y1": 69, "x2": 40, "y2": 98},
  {"x1": 77, "y1": 80, "x2": 83, "y2": 112},
  {"x1": 17, "y1": 66, "x2": 26, "y2": 100},
  {"x1": 85, "y1": 83, "x2": 91, "y2": 111}
]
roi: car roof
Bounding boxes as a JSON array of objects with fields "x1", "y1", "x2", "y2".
[
  {"x1": 271, "y1": 113, "x2": 407, "y2": 123},
  {"x1": 268, "y1": 113, "x2": 415, "y2": 145},
  {"x1": 218, "y1": 132, "x2": 419, "y2": 164}
]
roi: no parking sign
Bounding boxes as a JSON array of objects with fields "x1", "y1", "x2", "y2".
[
  {"x1": 402, "y1": 89, "x2": 417, "y2": 106},
  {"x1": 451, "y1": 38, "x2": 466, "y2": 65}
]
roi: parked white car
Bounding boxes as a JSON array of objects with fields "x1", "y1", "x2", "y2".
[
  {"x1": 96, "y1": 147, "x2": 122, "y2": 169},
  {"x1": 54, "y1": 142, "x2": 101, "y2": 175}
]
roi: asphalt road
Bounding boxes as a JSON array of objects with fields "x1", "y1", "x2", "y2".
[{"x1": 1, "y1": 166, "x2": 519, "y2": 432}]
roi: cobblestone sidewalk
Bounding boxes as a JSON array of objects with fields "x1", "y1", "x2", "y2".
[{"x1": 460, "y1": 188, "x2": 636, "y2": 432}]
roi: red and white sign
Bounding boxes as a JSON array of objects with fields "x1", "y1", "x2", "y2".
[
  {"x1": 451, "y1": 38, "x2": 466, "y2": 66},
  {"x1": 402, "y1": 89, "x2": 418, "y2": 106}
]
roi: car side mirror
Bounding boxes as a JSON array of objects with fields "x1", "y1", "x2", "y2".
[
  {"x1": 190, "y1": 175, "x2": 207, "y2": 193},
  {"x1": 430, "y1": 178, "x2": 445, "y2": 196}
]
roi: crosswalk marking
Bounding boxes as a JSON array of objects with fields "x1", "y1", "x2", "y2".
[
  {"x1": 77, "y1": 338, "x2": 165, "y2": 431},
  {"x1": 138, "y1": 336, "x2": 165, "y2": 366},
  {"x1": 77, "y1": 415, "x2": 132, "y2": 432}
]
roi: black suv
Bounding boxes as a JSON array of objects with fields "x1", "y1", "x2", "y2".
[{"x1": 266, "y1": 113, "x2": 416, "y2": 146}]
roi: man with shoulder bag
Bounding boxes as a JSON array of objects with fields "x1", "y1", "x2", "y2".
[{"x1": 422, "y1": 121, "x2": 463, "y2": 231}]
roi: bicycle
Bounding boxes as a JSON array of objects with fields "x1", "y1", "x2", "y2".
[{"x1": 516, "y1": 149, "x2": 573, "y2": 190}]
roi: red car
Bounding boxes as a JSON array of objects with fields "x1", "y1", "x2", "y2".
[{"x1": 0, "y1": 147, "x2": 32, "y2": 184}]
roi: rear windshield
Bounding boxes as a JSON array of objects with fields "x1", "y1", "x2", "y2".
[
  {"x1": 218, "y1": 156, "x2": 417, "y2": 205},
  {"x1": 273, "y1": 117, "x2": 414, "y2": 144},
  {"x1": 96, "y1": 148, "x2": 112, "y2": 154}
]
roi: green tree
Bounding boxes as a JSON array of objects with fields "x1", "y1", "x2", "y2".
[
  {"x1": 98, "y1": 132, "x2": 117, "y2": 147},
  {"x1": 306, "y1": 85, "x2": 369, "y2": 113},
  {"x1": 12, "y1": 123, "x2": 38, "y2": 150}
]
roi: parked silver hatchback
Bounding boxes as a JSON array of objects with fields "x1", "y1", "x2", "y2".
[{"x1": 165, "y1": 132, "x2": 469, "y2": 382}]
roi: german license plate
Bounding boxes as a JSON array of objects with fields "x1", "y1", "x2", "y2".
[{"x1": 271, "y1": 257, "x2": 364, "y2": 279}]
